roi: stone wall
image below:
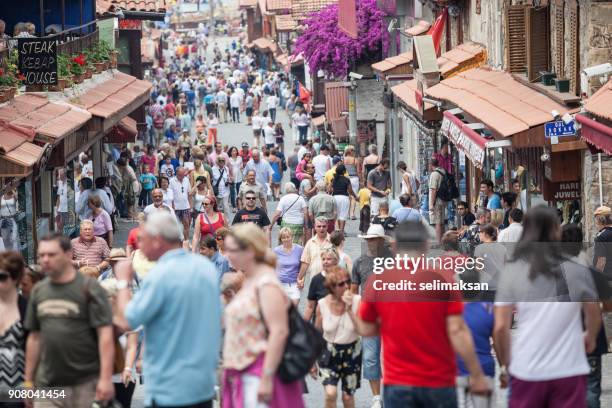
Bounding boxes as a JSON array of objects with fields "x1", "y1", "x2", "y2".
[
  {"x1": 583, "y1": 152, "x2": 612, "y2": 242},
  {"x1": 580, "y1": 0, "x2": 612, "y2": 94},
  {"x1": 356, "y1": 79, "x2": 385, "y2": 122}
]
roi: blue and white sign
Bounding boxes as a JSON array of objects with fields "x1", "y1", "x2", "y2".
[{"x1": 545, "y1": 120, "x2": 576, "y2": 138}]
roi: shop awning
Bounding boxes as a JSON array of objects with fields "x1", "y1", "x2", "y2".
[
  {"x1": 312, "y1": 114, "x2": 326, "y2": 127},
  {"x1": 0, "y1": 94, "x2": 91, "y2": 145},
  {"x1": 372, "y1": 52, "x2": 413, "y2": 76},
  {"x1": 325, "y1": 82, "x2": 349, "y2": 121},
  {"x1": 426, "y1": 67, "x2": 570, "y2": 138},
  {"x1": 576, "y1": 114, "x2": 612, "y2": 155},
  {"x1": 96, "y1": 0, "x2": 167, "y2": 19},
  {"x1": 392, "y1": 79, "x2": 434, "y2": 113},
  {"x1": 106, "y1": 117, "x2": 138, "y2": 144},
  {"x1": 440, "y1": 111, "x2": 489, "y2": 168},
  {"x1": 69, "y1": 71, "x2": 151, "y2": 132},
  {"x1": 405, "y1": 20, "x2": 431, "y2": 36},
  {"x1": 239, "y1": 0, "x2": 258, "y2": 8},
  {"x1": 267, "y1": 0, "x2": 292, "y2": 12},
  {"x1": 247, "y1": 37, "x2": 281, "y2": 54},
  {"x1": 0, "y1": 122, "x2": 45, "y2": 177}
]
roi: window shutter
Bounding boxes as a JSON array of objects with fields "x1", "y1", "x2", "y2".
[
  {"x1": 526, "y1": 6, "x2": 550, "y2": 81},
  {"x1": 567, "y1": 0, "x2": 579, "y2": 95},
  {"x1": 553, "y1": 0, "x2": 564, "y2": 77},
  {"x1": 505, "y1": 5, "x2": 527, "y2": 73}
]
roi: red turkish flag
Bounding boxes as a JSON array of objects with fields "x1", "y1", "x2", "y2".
[
  {"x1": 428, "y1": 7, "x2": 448, "y2": 56},
  {"x1": 298, "y1": 82, "x2": 311, "y2": 104}
]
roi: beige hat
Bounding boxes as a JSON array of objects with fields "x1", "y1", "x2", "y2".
[
  {"x1": 594, "y1": 206, "x2": 611, "y2": 216},
  {"x1": 108, "y1": 248, "x2": 128, "y2": 262},
  {"x1": 358, "y1": 224, "x2": 389, "y2": 240}
]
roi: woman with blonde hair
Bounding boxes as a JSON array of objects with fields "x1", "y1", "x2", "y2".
[
  {"x1": 490, "y1": 209, "x2": 505, "y2": 229},
  {"x1": 222, "y1": 223, "x2": 304, "y2": 407},
  {"x1": 315, "y1": 266, "x2": 362, "y2": 408},
  {"x1": 273, "y1": 227, "x2": 304, "y2": 305},
  {"x1": 343, "y1": 146, "x2": 361, "y2": 220},
  {"x1": 304, "y1": 246, "x2": 339, "y2": 323}
]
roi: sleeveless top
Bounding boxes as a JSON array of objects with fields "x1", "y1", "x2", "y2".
[
  {"x1": 223, "y1": 272, "x2": 287, "y2": 370},
  {"x1": 199, "y1": 212, "x2": 225, "y2": 237},
  {"x1": 344, "y1": 160, "x2": 358, "y2": 177},
  {"x1": 318, "y1": 295, "x2": 361, "y2": 344},
  {"x1": 364, "y1": 163, "x2": 378, "y2": 178},
  {"x1": 193, "y1": 192, "x2": 207, "y2": 213}
]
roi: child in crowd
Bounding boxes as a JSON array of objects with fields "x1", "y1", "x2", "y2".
[
  {"x1": 139, "y1": 168, "x2": 158, "y2": 207},
  {"x1": 358, "y1": 186, "x2": 371, "y2": 233}
]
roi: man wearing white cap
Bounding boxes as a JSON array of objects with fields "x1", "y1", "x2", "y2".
[{"x1": 350, "y1": 223, "x2": 392, "y2": 408}]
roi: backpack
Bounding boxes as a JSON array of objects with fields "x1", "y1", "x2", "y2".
[{"x1": 435, "y1": 169, "x2": 459, "y2": 201}]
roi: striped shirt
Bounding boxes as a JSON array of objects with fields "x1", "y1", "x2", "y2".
[{"x1": 71, "y1": 237, "x2": 110, "y2": 266}]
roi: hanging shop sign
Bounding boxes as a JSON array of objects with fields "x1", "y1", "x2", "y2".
[
  {"x1": 17, "y1": 38, "x2": 58, "y2": 85},
  {"x1": 543, "y1": 180, "x2": 581, "y2": 201},
  {"x1": 440, "y1": 111, "x2": 487, "y2": 169},
  {"x1": 544, "y1": 120, "x2": 576, "y2": 138},
  {"x1": 119, "y1": 19, "x2": 143, "y2": 30}
]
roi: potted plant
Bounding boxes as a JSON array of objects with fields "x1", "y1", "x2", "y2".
[
  {"x1": 48, "y1": 54, "x2": 72, "y2": 91},
  {"x1": 555, "y1": 78, "x2": 570, "y2": 93},
  {"x1": 97, "y1": 41, "x2": 112, "y2": 70},
  {"x1": 0, "y1": 69, "x2": 18, "y2": 102},
  {"x1": 71, "y1": 53, "x2": 87, "y2": 83}
]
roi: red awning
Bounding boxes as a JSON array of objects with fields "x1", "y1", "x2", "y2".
[
  {"x1": 576, "y1": 114, "x2": 612, "y2": 155},
  {"x1": 440, "y1": 111, "x2": 488, "y2": 168}
]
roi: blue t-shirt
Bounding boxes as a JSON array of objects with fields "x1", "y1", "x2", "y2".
[
  {"x1": 126, "y1": 249, "x2": 221, "y2": 406},
  {"x1": 186, "y1": 89, "x2": 196, "y2": 104},
  {"x1": 204, "y1": 94, "x2": 215, "y2": 105},
  {"x1": 456, "y1": 302, "x2": 495, "y2": 377},
  {"x1": 139, "y1": 173, "x2": 157, "y2": 191},
  {"x1": 165, "y1": 128, "x2": 177, "y2": 141},
  {"x1": 274, "y1": 244, "x2": 303, "y2": 284},
  {"x1": 392, "y1": 207, "x2": 422, "y2": 223},
  {"x1": 210, "y1": 251, "x2": 230, "y2": 283},
  {"x1": 486, "y1": 193, "x2": 502, "y2": 210}
]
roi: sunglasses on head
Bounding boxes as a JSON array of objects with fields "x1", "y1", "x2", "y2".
[
  {"x1": 334, "y1": 279, "x2": 350, "y2": 288},
  {"x1": 0, "y1": 273, "x2": 11, "y2": 282}
]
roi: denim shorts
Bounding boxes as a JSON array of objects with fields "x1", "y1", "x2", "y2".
[
  {"x1": 384, "y1": 385, "x2": 457, "y2": 408},
  {"x1": 362, "y1": 336, "x2": 381, "y2": 381}
]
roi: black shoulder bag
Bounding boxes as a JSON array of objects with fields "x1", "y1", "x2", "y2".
[
  {"x1": 213, "y1": 168, "x2": 225, "y2": 197},
  {"x1": 257, "y1": 286, "x2": 325, "y2": 383},
  {"x1": 277, "y1": 194, "x2": 301, "y2": 226}
]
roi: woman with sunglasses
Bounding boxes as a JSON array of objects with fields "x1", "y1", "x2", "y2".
[
  {"x1": 314, "y1": 266, "x2": 362, "y2": 408},
  {"x1": 189, "y1": 175, "x2": 213, "y2": 215},
  {"x1": 304, "y1": 247, "x2": 339, "y2": 324},
  {"x1": 222, "y1": 223, "x2": 304, "y2": 407},
  {"x1": 192, "y1": 195, "x2": 227, "y2": 253},
  {"x1": 0, "y1": 251, "x2": 27, "y2": 407}
]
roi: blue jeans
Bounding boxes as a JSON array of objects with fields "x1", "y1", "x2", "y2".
[
  {"x1": 229, "y1": 181, "x2": 241, "y2": 209},
  {"x1": 298, "y1": 125, "x2": 308, "y2": 143},
  {"x1": 362, "y1": 336, "x2": 381, "y2": 380},
  {"x1": 384, "y1": 385, "x2": 457, "y2": 408},
  {"x1": 587, "y1": 355, "x2": 602, "y2": 408}
]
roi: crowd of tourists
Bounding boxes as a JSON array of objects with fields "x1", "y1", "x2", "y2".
[{"x1": 1, "y1": 25, "x2": 612, "y2": 408}]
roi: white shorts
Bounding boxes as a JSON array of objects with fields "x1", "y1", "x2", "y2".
[
  {"x1": 370, "y1": 195, "x2": 388, "y2": 216},
  {"x1": 334, "y1": 195, "x2": 350, "y2": 221},
  {"x1": 349, "y1": 176, "x2": 359, "y2": 195},
  {"x1": 281, "y1": 282, "x2": 301, "y2": 300}
]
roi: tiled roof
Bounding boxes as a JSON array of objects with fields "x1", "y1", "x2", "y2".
[
  {"x1": 425, "y1": 67, "x2": 570, "y2": 137},
  {"x1": 0, "y1": 121, "x2": 44, "y2": 170},
  {"x1": 405, "y1": 20, "x2": 430, "y2": 36},
  {"x1": 268, "y1": 0, "x2": 292, "y2": 11},
  {"x1": 72, "y1": 72, "x2": 152, "y2": 118},
  {"x1": 0, "y1": 94, "x2": 91, "y2": 142},
  {"x1": 96, "y1": 0, "x2": 167, "y2": 16},
  {"x1": 275, "y1": 14, "x2": 298, "y2": 31},
  {"x1": 391, "y1": 79, "x2": 434, "y2": 113},
  {"x1": 372, "y1": 52, "x2": 412, "y2": 74},
  {"x1": 584, "y1": 78, "x2": 612, "y2": 121},
  {"x1": 292, "y1": 0, "x2": 336, "y2": 21},
  {"x1": 436, "y1": 42, "x2": 487, "y2": 77},
  {"x1": 247, "y1": 37, "x2": 281, "y2": 55}
]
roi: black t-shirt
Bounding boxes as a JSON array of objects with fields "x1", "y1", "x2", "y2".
[
  {"x1": 462, "y1": 212, "x2": 476, "y2": 227},
  {"x1": 307, "y1": 272, "x2": 329, "y2": 323},
  {"x1": 232, "y1": 207, "x2": 271, "y2": 228},
  {"x1": 372, "y1": 215, "x2": 398, "y2": 233},
  {"x1": 594, "y1": 227, "x2": 612, "y2": 279},
  {"x1": 332, "y1": 176, "x2": 351, "y2": 196}
]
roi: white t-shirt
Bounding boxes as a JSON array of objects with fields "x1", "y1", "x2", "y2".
[
  {"x1": 212, "y1": 165, "x2": 230, "y2": 197},
  {"x1": 161, "y1": 188, "x2": 174, "y2": 208},
  {"x1": 277, "y1": 193, "x2": 306, "y2": 225},
  {"x1": 169, "y1": 176, "x2": 191, "y2": 210},
  {"x1": 57, "y1": 180, "x2": 68, "y2": 212},
  {"x1": 297, "y1": 146, "x2": 310, "y2": 161},
  {"x1": 292, "y1": 112, "x2": 309, "y2": 127},
  {"x1": 263, "y1": 125, "x2": 276, "y2": 145},
  {"x1": 252, "y1": 115, "x2": 263, "y2": 130},
  {"x1": 266, "y1": 95, "x2": 279, "y2": 109},
  {"x1": 312, "y1": 154, "x2": 331, "y2": 181},
  {"x1": 498, "y1": 222, "x2": 524, "y2": 243},
  {"x1": 230, "y1": 93, "x2": 242, "y2": 108},
  {"x1": 229, "y1": 156, "x2": 243, "y2": 183},
  {"x1": 144, "y1": 203, "x2": 175, "y2": 216}
]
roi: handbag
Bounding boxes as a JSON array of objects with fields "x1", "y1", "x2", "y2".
[
  {"x1": 257, "y1": 288, "x2": 325, "y2": 383},
  {"x1": 213, "y1": 168, "x2": 225, "y2": 197},
  {"x1": 277, "y1": 194, "x2": 301, "y2": 226}
]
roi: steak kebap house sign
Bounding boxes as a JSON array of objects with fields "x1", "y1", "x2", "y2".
[{"x1": 18, "y1": 38, "x2": 58, "y2": 85}]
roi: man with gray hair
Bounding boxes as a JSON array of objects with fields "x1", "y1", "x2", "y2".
[
  {"x1": 308, "y1": 180, "x2": 337, "y2": 233},
  {"x1": 144, "y1": 188, "x2": 175, "y2": 216},
  {"x1": 271, "y1": 183, "x2": 308, "y2": 244},
  {"x1": 114, "y1": 212, "x2": 222, "y2": 408},
  {"x1": 71, "y1": 219, "x2": 110, "y2": 273},
  {"x1": 243, "y1": 148, "x2": 274, "y2": 196}
]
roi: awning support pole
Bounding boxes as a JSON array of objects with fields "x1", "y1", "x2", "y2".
[{"x1": 598, "y1": 153, "x2": 603, "y2": 207}]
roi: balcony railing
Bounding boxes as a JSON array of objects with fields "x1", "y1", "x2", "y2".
[{"x1": 52, "y1": 21, "x2": 100, "y2": 56}]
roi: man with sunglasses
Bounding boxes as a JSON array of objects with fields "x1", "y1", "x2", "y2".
[
  {"x1": 237, "y1": 170, "x2": 267, "y2": 210},
  {"x1": 232, "y1": 190, "x2": 271, "y2": 232},
  {"x1": 144, "y1": 188, "x2": 175, "y2": 217}
]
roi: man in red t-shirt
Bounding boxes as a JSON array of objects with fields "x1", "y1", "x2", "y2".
[{"x1": 355, "y1": 221, "x2": 490, "y2": 407}]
